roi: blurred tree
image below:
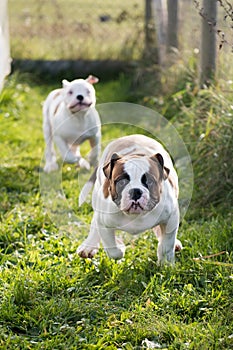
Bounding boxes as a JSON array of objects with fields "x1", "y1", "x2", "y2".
[
  {"x1": 166, "y1": 0, "x2": 178, "y2": 52},
  {"x1": 144, "y1": 0, "x2": 160, "y2": 63},
  {"x1": 145, "y1": 0, "x2": 179, "y2": 64},
  {"x1": 152, "y1": 0, "x2": 167, "y2": 63},
  {"x1": 199, "y1": 0, "x2": 217, "y2": 86}
]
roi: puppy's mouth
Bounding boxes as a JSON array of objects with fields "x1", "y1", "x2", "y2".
[
  {"x1": 69, "y1": 102, "x2": 92, "y2": 111},
  {"x1": 124, "y1": 201, "x2": 145, "y2": 214}
]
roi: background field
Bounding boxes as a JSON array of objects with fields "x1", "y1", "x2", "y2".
[
  {"x1": 1, "y1": 0, "x2": 233, "y2": 349},
  {"x1": 8, "y1": 0, "x2": 144, "y2": 60}
]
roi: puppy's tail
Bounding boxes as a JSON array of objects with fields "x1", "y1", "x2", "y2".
[{"x1": 79, "y1": 167, "x2": 97, "y2": 206}]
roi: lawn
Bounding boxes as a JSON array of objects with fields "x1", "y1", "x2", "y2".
[
  {"x1": 0, "y1": 73, "x2": 232, "y2": 349},
  {"x1": 1, "y1": 1, "x2": 233, "y2": 348}
]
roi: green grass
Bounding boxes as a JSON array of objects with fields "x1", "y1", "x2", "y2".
[
  {"x1": 3, "y1": 1, "x2": 233, "y2": 348},
  {"x1": 0, "y1": 73, "x2": 233, "y2": 349}
]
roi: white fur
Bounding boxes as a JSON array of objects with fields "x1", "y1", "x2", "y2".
[
  {"x1": 43, "y1": 76, "x2": 101, "y2": 173},
  {"x1": 120, "y1": 158, "x2": 150, "y2": 213},
  {"x1": 77, "y1": 134, "x2": 181, "y2": 264}
]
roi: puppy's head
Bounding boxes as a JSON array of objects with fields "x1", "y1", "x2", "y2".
[
  {"x1": 62, "y1": 75, "x2": 99, "y2": 113},
  {"x1": 103, "y1": 153, "x2": 169, "y2": 215}
]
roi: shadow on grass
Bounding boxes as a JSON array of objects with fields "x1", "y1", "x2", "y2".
[
  {"x1": 0, "y1": 163, "x2": 40, "y2": 212},
  {"x1": 12, "y1": 58, "x2": 135, "y2": 82}
]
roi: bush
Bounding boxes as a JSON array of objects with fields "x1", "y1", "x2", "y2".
[
  {"x1": 184, "y1": 88, "x2": 233, "y2": 210},
  {"x1": 140, "y1": 58, "x2": 233, "y2": 215}
]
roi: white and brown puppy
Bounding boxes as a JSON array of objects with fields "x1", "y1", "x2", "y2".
[
  {"x1": 43, "y1": 75, "x2": 101, "y2": 173},
  {"x1": 78, "y1": 134, "x2": 182, "y2": 264}
]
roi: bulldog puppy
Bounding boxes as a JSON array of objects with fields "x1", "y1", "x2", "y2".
[
  {"x1": 78, "y1": 134, "x2": 182, "y2": 264},
  {"x1": 43, "y1": 75, "x2": 101, "y2": 173}
]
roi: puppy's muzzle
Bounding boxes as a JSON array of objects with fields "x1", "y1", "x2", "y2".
[
  {"x1": 70, "y1": 94, "x2": 92, "y2": 111},
  {"x1": 77, "y1": 94, "x2": 84, "y2": 102},
  {"x1": 129, "y1": 188, "x2": 143, "y2": 201},
  {"x1": 125, "y1": 188, "x2": 144, "y2": 213}
]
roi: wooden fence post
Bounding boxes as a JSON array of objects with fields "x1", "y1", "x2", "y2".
[
  {"x1": 152, "y1": 0, "x2": 167, "y2": 63},
  {"x1": 144, "y1": 0, "x2": 159, "y2": 63},
  {"x1": 166, "y1": 0, "x2": 178, "y2": 52},
  {"x1": 200, "y1": 0, "x2": 217, "y2": 86}
]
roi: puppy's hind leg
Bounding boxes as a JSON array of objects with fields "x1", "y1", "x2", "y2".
[
  {"x1": 156, "y1": 216, "x2": 181, "y2": 265},
  {"x1": 43, "y1": 108, "x2": 59, "y2": 173},
  {"x1": 88, "y1": 134, "x2": 101, "y2": 167}
]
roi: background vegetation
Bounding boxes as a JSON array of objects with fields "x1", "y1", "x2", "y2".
[
  {"x1": 8, "y1": 0, "x2": 144, "y2": 60},
  {"x1": 0, "y1": 0, "x2": 232, "y2": 348}
]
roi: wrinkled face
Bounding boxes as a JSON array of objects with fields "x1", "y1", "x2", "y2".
[
  {"x1": 103, "y1": 154, "x2": 168, "y2": 215},
  {"x1": 62, "y1": 79, "x2": 96, "y2": 113}
]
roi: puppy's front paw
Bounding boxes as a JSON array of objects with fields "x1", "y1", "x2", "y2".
[
  {"x1": 79, "y1": 158, "x2": 90, "y2": 170},
  {"x1": 105, "y1": 240, "x2": 126, "y2": 260},
  {"x1": 105, "y1": 247, "x2": 124, "y2": 260},
  {"x1": 175, "y1": 239, "x2": 183, "y2": 251},
  {"x1": 77, "y1": 243, "x2": 99, "y2": 259}
]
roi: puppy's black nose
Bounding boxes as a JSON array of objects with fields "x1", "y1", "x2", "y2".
[
  {"x1": 129, "y1": 188, "x2": 143, "y2": 201},
  {"x1": 77, "y1": 94, "x2": 84, "y2": 101}
]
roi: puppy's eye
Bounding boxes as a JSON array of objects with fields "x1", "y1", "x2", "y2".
[
  {"x1": 86, "y1": 89, "x2": 91, "y2": 95},
  {"x1": 117, "y1": 178, "x2": 129, "y2": 187},
  {"x1": 68, "y1": 90, "x2": 73, "y2": 95},
  {"x1": 141, "y1": 173, "x2": 154, "y2": 188},
  {"x1": 115, "y1": 174, "x2": 130, "y2": 188}
]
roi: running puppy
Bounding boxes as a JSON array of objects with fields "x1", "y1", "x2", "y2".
[
  {"x1": 43, "y1": 75, "x2": 101, "y2": 173},
  {"x1": 78, "y1": 134, "x2": 182, "y2": 264}
]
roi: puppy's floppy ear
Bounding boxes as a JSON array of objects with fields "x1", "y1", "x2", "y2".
[
  {"x1": 151, "y1": 153, "x2": 170, "y2": 180},
  {"x1": 62, "y1": 79, "x2": 70, "y2": 88},
  {"x1": 103, "y1": 153, "x2": 121, "y2": 180},
  {"x1": 86, "y1": 75, "x2": 99, "y2": 85}
]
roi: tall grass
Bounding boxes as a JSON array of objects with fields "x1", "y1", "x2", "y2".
[{"x1": 138, "y1": 48, "x2": 233, "y2": 215}]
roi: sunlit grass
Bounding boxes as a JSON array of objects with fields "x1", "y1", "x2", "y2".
[
  {"x1": 0, "y1": 72, "x2": 232, "y2": 349},
  {"x1": 2, "y1": 0, "x2": 233, "y2": 348}
]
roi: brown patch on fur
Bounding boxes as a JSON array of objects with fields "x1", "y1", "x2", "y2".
[
  {"x1": 149, "y1": 158, "x2": 163, "y2": 181},
  {"x1": 103, "y1": 178, "x2": 110, "y2": 198},
  {"x1": 52, "y1": 91, "x2": 61, "y2": 100},
  {"x1": 103, "y1": 159, "x2": 125, "y2": 199},
  {"x1": 53, "y1": 102, "x2": 61, "y2": 116},
  {"x1": 168, "y1": 175, "x2": 179, "y2": 198},
  {"x1": 89, "y1": 137, "x2": 96, "y2": 148},
  {"x1": 151, "y1": 154, "x2": 178, "y2": 197},
  {"x1": 109, "y1": 160, "x2": 125, "y2": 201},
  {"x1": 150, "y1": 154, "x2": 170, "y2": 180},
  {"x1": 147, "y1": 159, "x2": 163, "y2": 203},
  {"x1": 150, "y1": 156, "x2": 178, "y2": 198}
]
